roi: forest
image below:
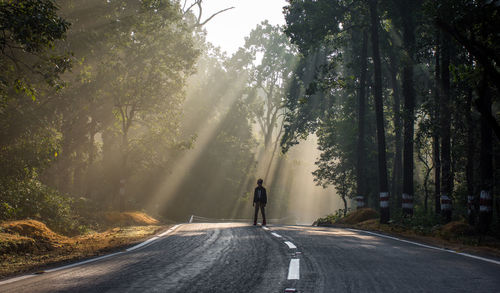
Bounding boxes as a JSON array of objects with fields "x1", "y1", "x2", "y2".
[{"x1": 0, "y1": 0, "x2": 499, "y2": 239}]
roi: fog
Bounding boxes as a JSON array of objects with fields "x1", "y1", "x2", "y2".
[{"x1": 0, "y1": 1, "x2": 345, "y2": 229}]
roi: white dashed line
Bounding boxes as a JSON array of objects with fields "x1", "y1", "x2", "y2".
[
  {"x1": 346, "y1": 228, "x2": 500, "y2": 266},
  {"x1": 287, "y1": 259, "x2": 300, "y2": 279},
  {"x1": 262, "y1": 226, "x2": 269, "y2": 231},
  {"x1": 259, "y1": 227, "x2": 300, "y2": 282}
]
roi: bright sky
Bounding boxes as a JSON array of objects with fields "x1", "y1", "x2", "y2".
[{"x1": 199, "y1": 0, "x2": 288, "y2": 54}]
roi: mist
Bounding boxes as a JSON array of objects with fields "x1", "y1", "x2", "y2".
[{"x1": 0, "y1": 0, "x2": 345, "y2": 233}]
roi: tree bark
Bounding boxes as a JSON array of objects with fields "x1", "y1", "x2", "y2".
[
  {"x1": 356, "y1": 29, "x2": 368, "y2": 210},
  {"x1": 478, "y1": 73, "x2": 493, "y2": 233},
  {"x1": 388, "y1": 42, "x2": 402, "y2": 213},
  {"x1": 433, "y1": 35, "x2": 442, "y2": 215},
  {"x1": 440, "y1": 35, "x2": 452, "y2": 222},
  {"x1": 401, "y1": 0, "x2": 416, "y2": 216},
  {"x1": 465, "y1": 86, "x2": 475, "y2": 225},
  {"x1": 369, "y1": 0, "x2": 390, "y2": 223}
]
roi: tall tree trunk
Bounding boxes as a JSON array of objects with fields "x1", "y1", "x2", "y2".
[
  {"x1": 401, "y1": 0, "x2": 416, "y2": 216},
  {"x1": 369, "y1": 0, "x2": 390, "y2": 223},
  {"x1": 433, "y1": 35, "x2": 441, "y2": 215},
  {"x1": 440, "y1": 35, "x2": 452, "y2": 222},
  {"x1": 465, "y1": 86, "x2": 475, "y2": 225},
  {"x1": 478, "y1": 73, "x2": 493, "y2": 233},
  {"x1": 356, "y1": 29, "x2": 368, "y2": 210},
  {"x1": 388, "y1": 42, "x2": 402, "y2": 212}
]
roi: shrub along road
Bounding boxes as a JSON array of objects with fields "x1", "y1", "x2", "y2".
[{"x1": 0, "y1": 223, "x2": 499, "y2": 292}]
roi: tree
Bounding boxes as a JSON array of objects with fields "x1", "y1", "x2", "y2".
[
  {"x1": 0, "y1": 0, "x2": 72, "y2": 101},
  {"x1": 368, "y1": 0, "x2": 390, "y2": 223},
  {"x1": 397, "y1": 0, "x2": 418, "y2": 216},
  {"x1": 244, "y1": 21, "x2": 298, "y2": 150},
  {"x1": 355, "y1": 29, "x2": 368, "y2": 209}
]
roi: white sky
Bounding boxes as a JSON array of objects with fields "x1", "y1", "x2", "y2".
[{"x1": 198, "y1": 0, "x2": 288, "y2": 54}]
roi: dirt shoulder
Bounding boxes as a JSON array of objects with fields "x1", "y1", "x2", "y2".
[{"x1": 0, "y1": 215, "x2": 172, "y2": 279}]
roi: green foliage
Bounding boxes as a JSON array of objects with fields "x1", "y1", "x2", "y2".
[
  {"x1": 0, "y1": 127, "x2": 61, "y2": 181},
  {"x1": 313, "y1": 209, "x2": 346, "y2": 226},
  {"x1": 389, "y1": 205, "x2": 454, "y2": 236},
  {"x1": 0, "y1": 0, "x2": 72, "y2": 100},
  {"x1": 284, "y1": 0, "x2": 356, "y2": 53},
  {"x1": 244, "y1": 21, "x2": 298, "y2": 148},
  {"x1": 0, "y1": 178, "x2": 77, "y2": 234},
  {"x1": 0, "y1": 0, "x2": 203, "y2": 228}
]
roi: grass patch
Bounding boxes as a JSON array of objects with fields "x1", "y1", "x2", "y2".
[{"x1": 103, "y1": 211, "x2": 159, "y2": 226}]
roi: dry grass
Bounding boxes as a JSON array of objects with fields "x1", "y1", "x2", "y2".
[
  {"x1": 336, "y1": 208, "x2": 379, "y2": 225},
  {"x1": 0, "y1": 212, "x2": 168, "y2": 279},
  {"x1": 439, "y1": 221, "x2": 475, "y2": 240},
  {"x1": 103, "y1": 211, "x2": 159, "y2": 226}
]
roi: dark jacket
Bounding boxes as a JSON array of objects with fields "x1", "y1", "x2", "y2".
[{"x1": 253, "y1": 186, "x2": 267, "y2": 204}]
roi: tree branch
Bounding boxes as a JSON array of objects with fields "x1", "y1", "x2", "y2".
[{"x1": 197, "y1": 7, "x2": 235, "y2": 27}]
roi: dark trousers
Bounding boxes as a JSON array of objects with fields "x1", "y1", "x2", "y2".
[{"x1": 254, "y1": 202, "x2": 266, "y2": 224}]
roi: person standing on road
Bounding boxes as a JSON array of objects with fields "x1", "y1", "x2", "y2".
[{"x1": 253, "y1": 178, "x2": 267, "y2": 226}]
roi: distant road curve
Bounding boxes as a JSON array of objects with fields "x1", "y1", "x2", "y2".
[{"x1": 1, "y1": 223, "x2": 499, "y2": 292}]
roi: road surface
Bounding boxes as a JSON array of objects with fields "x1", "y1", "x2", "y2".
[{"x1": 1, "y1": 223, "x2": 499, "y2": 292}]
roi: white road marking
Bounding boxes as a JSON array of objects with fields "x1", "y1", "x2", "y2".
[
  {"x1": 287, "y1": 259, "x2": 300, "y2": 280},
  {"x1": 284, "y1": 241, "x2": 297, "y2": 249},
  {"x1": 0, "y1": 275, "x2": 36, "y2": 286},
  {"x1": 346, "y1": 228, "x2": 500, "y2": 266},
  {"x1": 126, "y1": 237, "x2": 160, "y2": 251},
  {"x1": 271, "y1": 232, "x2": 282, "y2": 238},
  {"x1": 0, "y1": 224, "x2": 182, "y2": 286},
  {"x1": 46, "y1": 251, "x2": 124, "y2": 273},
  {"x1": 126, "y1": 224, "x2": 181, "y2": 252},
  {"x1": 262, "y1": 226, "x2": 269, "y2": 231}
]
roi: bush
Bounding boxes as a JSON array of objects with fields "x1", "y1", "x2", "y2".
[
  {"x1": 0, "y1": 178, "x2": 78, "y2": 235},
  {"x1": 314, "y1": 209, "x2": 346, "y2": 226},
  {"x1": 390, "y1": 206, "x2": 443, "y2": 235}
]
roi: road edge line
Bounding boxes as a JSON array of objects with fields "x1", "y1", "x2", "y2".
[
  {"x1": 126, "y1": 224, "x2": 181, "y2": 252},
  {"x1": 0, "y1": 224, "x2": 183, "y2": 286},
  {"x1": 346, "y1": 228, "x2": 500, "y2": 266}
]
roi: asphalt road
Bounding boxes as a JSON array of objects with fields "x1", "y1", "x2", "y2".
[{"x1": 1, "y1": 223, "x2": 499, "y2": 292}]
